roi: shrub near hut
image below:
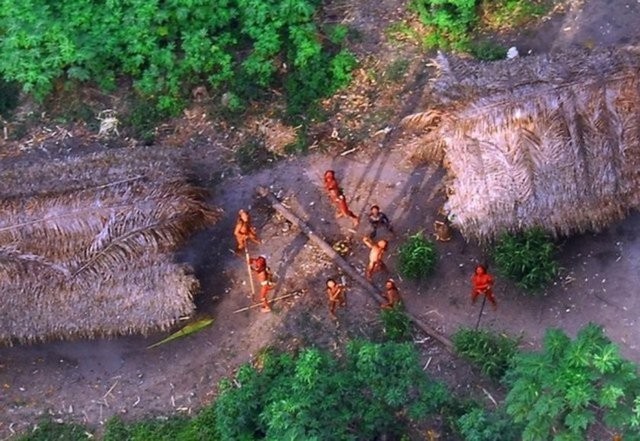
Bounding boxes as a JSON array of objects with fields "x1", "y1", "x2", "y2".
[
  {"x1": 491, "y1": 228, "x2": 558, "y2": 292},
  {"x1": 398, "y1": 232, "x2": 438, "y2": 282}
]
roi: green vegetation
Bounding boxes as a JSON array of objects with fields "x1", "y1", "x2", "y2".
[
  {"x1": 453, "y1": 328, "x2": 519, "y2": 380},
  {"x1": 103, "y1": 407, "x2": 217, "y2": 441},
  {"x1": 0, "y1": 0, "x2": 356, "y2": 119},
  {"x1": 505, "y1": 324, "x2": 640, "y2": 441},
  {"x1": 410, "y1": 0, "x2": 479, "y2": 51},
  {"x1": 409, "y1": 0, "x2": 547, "y2": 53},
  {"x1": 127, "y1": 97, "x2": 167, "y2": 144},
  {"x1": 469, "y1": 40, "x2": 507, "y2": 61},
  {"x1": 455, "y1": 405, "x2": 521, "y2": 441},
  {"x1": 19, "y1": 342, "x2": 445, "y2": 441},
  {"x1": 215, "y1": 341, "x2": 447, "y2": 440},
  {"x1": 482, "y1": 0, "x2": 546, "y2": 30},
  {"x1": 17, "y1": 420, "x2": 91, "y2": 441},
  {"x1": 380, "y1": 305, "x2": 412, "y2": 341},
  {"x1": 491, "y1": 227, "x2": 558, "y2": 292},
  {"x1": 397, "y1": 232, "x2": 438, "y2": 282},
  {"x1": 17, "y1": 326, "x2": 640, "y2": 441}
]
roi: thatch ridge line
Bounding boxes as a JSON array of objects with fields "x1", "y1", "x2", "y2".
[
  {"x1": 433, "y1": 46, "x2": 640, "y2": 97},
  {"x1": 454, "y1": 71, "x2": 638, "y2": 120}
]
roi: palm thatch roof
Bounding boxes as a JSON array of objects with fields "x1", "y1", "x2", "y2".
[
  {"x1": 0, "y1": 149, "x2": 219, "y2": 345},
  {"x1": 403, "y1": 45, "x2": 640, "y2": 240}
]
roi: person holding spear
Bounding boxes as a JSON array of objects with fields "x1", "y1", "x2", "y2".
[
  {"x1": 249, "y1": 255, "x2": 274, "y2": 312},
  {"x1": 471, "y1": 264, "x2": 497, "y2": 329},
  {"x1": 233, "y1": 209, "x2": 260, "y2": 254},
  {"x1": 233, "y1": 208, "x2": 261, "y2": 299}
]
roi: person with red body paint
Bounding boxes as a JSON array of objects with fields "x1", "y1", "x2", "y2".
[
  {"x1": 323, "y1": 170, "x2": 359, "y2": 227},
  {"x1": 471, "y1": 264, "x2": 497, "y2": 310},
  {"x1": 249, "y1": 256, "x2": 274, "y2": 312}
]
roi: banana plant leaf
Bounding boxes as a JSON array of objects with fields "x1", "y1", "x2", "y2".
[{"x1": 147, "y1": 317, "x2": 214, "y2": 349}]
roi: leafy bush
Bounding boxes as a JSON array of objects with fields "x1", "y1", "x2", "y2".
[
  {"x1": 380, "y1": 305, "x2": 412, "y2": 341},
  {"x1": 453, "y1": 328, "x2": 519, "y2": 380},
  {"x1": 469, "y1": 40, "x2": 507, "y2": 60},
  {"x1": 0, "y1": 0, "x2": 356, "y2": 118},
  {"x1": 17, "y1": 420, "x2": 91, "y2": 441},
  {"x1": 104, "y1": 417, "x2": 197, "y2": 441},
  {"x1": 283, "y1": 48, "x2": 357, "y2": 122},
  {"x1": 398, "y1": 232, "x2": 438, "y2": 282},
  {"x1": 504, "y1": 324, "x2": 640, "y2": 441},
  {"x1": 409, "y1": 0, "x2": 546, "y2": 51},
  {"x1": 215, "y1": 341, "x2": 448, "y2": 440},
  {"x1": 491, "y1": 228, "x2": 558, "y2": 292},
  {"x1": 409, "y1": 0, "x2": 479, "y2": 50},
  {"x1": 456, "y1": 406, "x2": 521, "y2": 441},
  {"x1": 481, "y1": 0, "x2": 546, "y2": 30}
]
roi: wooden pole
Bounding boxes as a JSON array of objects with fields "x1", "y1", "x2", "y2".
[
  {"x1": 233, "y1": 291, "x2": 303, "y2": 313},
  {"x1": 474, "y1": 294, "x2": 487, "y2": 330},
  {"x1": 256, "y1": 186, "x2": 453, "y2": 352},
  {"x1": 244, "y1": 246, "x2": 256, "y2": 300}
]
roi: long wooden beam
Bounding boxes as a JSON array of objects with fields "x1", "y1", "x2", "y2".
[{"x1": 256, "y1": 187, "x2": 453, "y2": 352}]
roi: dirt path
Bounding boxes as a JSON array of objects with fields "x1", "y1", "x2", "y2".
[{"x1": 2, "y1": 0, "x2": 640, "y2": 439}]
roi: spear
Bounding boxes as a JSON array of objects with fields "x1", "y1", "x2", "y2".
[
  {"x1": 233, "y1": 291, "x2": 303, "y2": 313},
  {"x1": 474, "y1": 294, "x2": 487, "y2": 330},
  {"x1": 244, "y1": 246, "x2": 256, "y2": 300}
]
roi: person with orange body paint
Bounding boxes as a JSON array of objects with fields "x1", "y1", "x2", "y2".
[
  {"x1": 471, "y1": 264, "x2": 497, "y2": 310},
  {"x1": 323, "y1": 170, "x2": 359, "y2": 227},
  {"x1": 249, "y1": 256, "x2": 274, "y2": 312}
]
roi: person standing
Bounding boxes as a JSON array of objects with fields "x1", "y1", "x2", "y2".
[
  {"x1": 324, "y1": 170, "x2": 359, "y2": 227},
  {"x1": 234, "y1": 209, "x2": 260, "y2": 253},
  {"x1": 381, "y1": 279, "x2": 401, "y2": 309},
  {"x1": 367, "y1": 205, "x2": 393, "y2": 239},
  {"x1": 326, "y1": 278, "x2": 347, "y2": 317},
  {"x1": 471, "y1": 264, "x2": 497, "y2": 310},
  {"x1": 249, "y1": 256, "x2": 274, "y2": 312},
  {"x1": 324, "y1": 170, "x2": 341, "y2": 201},
  {"x1": 363, "y1": 237, "x2": 388, "y2": 280},
  {"x1": 336, "y1": 191, "x2": 360, "y2": 227}
]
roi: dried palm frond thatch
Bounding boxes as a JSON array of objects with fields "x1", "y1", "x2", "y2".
[
  {"x1": 0, "y1": 149, "x2": 220, "y2": 345},
  {"x1": 404, "y1": 45, "x2": 640, "y2": 240}
]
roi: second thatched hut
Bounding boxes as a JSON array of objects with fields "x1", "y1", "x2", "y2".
[{"x1": 404, "y1": 45, "x2": 640, "y2": 241}]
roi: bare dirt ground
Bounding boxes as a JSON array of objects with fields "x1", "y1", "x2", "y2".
[{"x1": 2, "y1": 0, "x2": 640, "y2": 439}]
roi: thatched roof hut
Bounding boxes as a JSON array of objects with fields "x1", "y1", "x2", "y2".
[
  {"x1": 0, "y1": 149, "x2": 219, "y2": 345},
  {"x1": 404, "y1": 45, "x2": 640, "y2": 240}
]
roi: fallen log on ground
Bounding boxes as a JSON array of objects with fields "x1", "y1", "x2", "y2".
[{"x1": 256, "y1": 186, "x2": 454, "y2": 352}]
